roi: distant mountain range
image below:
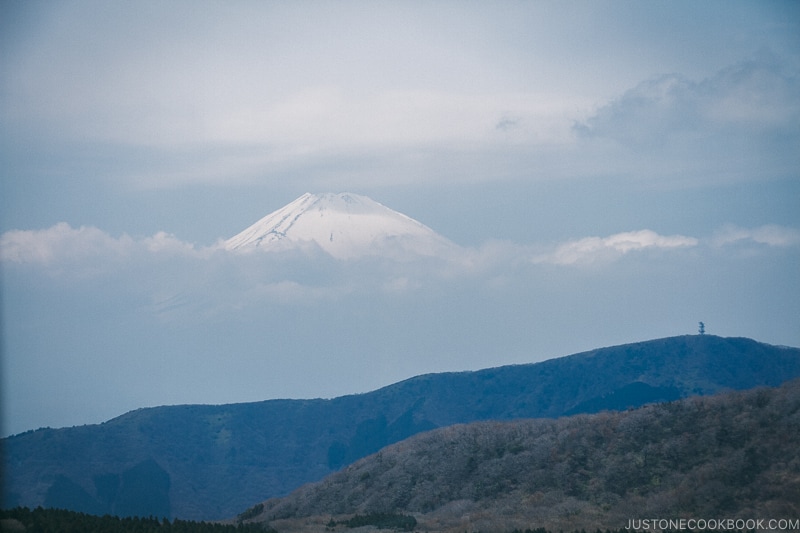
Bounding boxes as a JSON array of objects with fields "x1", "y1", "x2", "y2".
[
  {"x1": 224, "y1": 192, "x2": 458, "y2": 259},
  {"x1": 3, "y1": 335, "x2": 800, "y2": 521},
  {"x1": 244, "y1": 378, "x2": 800, "y2": 532}
]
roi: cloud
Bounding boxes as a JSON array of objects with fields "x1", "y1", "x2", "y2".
[
  {"x1": 141, "y1": 231, "x2": 202, "y2": 254},
  {"x1": 0, "y1": 223, "x2": 206, "y2": 266},
  {"x1": 574, "y1": 54, "x2": 800, "y2": 148},
  {"x1": 5, "y1": 222, "x2": 795, "y2": 324},
  {"x1": 712, "y1": 224, "x2": 800, "y2": 248},
  {"x1": 4, "y1": 3, "x2": 799, "y2": 199},
  {"x1": 2, "y1": 222, "x2": 706, "y2": 299},
  {"x1": 529, "y1": 225, "x2": 800, "y2": 268},
  {"x1": 0, "y1": 223, "x2": 133, "y2": 264},
  {"x1": 9, "y1": 222, "x2": 796, "y2": 275},
  {"x1": 533, "y1": 230, "x2": 699, "y2": 266},
  {"x1": 2, "y1": 3, "x2": 582, "y2": 157}
]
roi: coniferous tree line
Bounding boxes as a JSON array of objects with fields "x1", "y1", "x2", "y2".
[
  {"x1": 0, "y1": 506, "x2": 273, "y2": 533},
  {"x1": 0, "y1": 508, "x2": 759, "y2": 533}
]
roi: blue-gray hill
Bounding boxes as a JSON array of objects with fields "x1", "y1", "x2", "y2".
[{"x1": 3, "y1": 335, "x2": 799, "y2": 520}]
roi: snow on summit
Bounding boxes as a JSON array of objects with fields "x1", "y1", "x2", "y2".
[{"x1": 224, "y1": 193, "x2": 458, "y2": 260}]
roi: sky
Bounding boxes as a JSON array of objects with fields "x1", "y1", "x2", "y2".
[{"x1": 1, "y1": 0, "x2": 799, "y2": 437}]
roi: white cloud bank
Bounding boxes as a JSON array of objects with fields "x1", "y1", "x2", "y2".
[
  {"x1": 3, "y1": 222, "x2": 796, "y2": 275},
  {"x1": 2, "y1": 221, "x2": 794, "y2": 329},
  {"x1": 0, "y1": 223, "x2": 208, "y2": 265}
]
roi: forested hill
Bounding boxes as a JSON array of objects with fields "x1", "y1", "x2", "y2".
[
  {"x1": 245, "y1": 378, "x2": 800, "y2": 533},
  {"x1": 4, "y1": 335, "x2": 800, "y2": 520}
]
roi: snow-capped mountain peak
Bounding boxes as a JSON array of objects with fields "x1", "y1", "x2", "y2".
[{"x1": 224, "y1": 192, "x2": 457, "y2": 260}]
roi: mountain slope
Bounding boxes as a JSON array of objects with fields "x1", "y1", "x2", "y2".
[
  {"x1": 224, "y1": 192, "x2": 458, "y2": 259},
  {"x1": 3, "y1": 335, "x2": 800, "y2": 520},
  {"x1": 248, "y1": 379, "x2": 800, "y2": 532}
]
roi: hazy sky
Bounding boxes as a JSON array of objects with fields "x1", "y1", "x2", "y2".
[{"x1": 2, "y1": 1, "x2": 799, "y2": 436}]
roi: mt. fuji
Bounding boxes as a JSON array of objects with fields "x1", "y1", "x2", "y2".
[{"x1": 225, "y1": 192, "x2": 459, "y2": 260}]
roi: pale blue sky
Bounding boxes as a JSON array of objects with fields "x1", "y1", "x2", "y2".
[{"x1": 1, "y1": 1, "x2": 799, "y2": 436}]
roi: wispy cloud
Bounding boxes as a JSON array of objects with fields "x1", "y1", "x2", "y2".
[
  {"x1": 532, "y1": 230, "x2": 699, "y2": 266},
  {"x1": 712, "y1": 224, "x2": 800, "y2": 248},
  {"x1": 574, "y1": 54, "x2": 800, "y2": 148}
]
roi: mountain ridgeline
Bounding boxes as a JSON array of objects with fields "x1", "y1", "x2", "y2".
[{"x1": 3, "y1": 335, "x2": 800, "y2": 521}]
